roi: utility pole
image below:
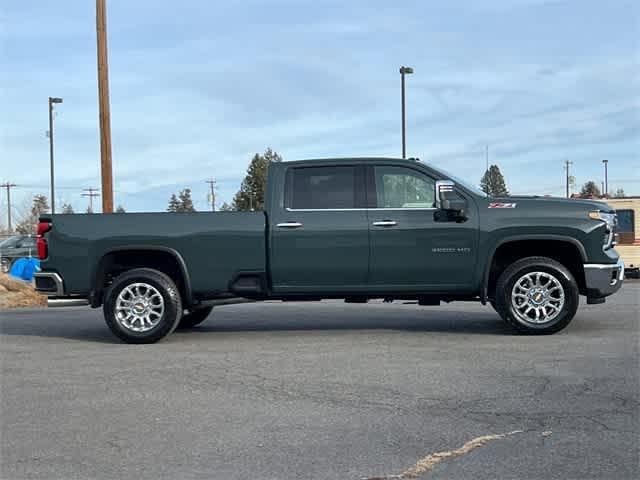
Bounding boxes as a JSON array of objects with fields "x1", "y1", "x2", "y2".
[
  {"x1": 96, "y1": 0, "x2": 114, "y2": 213},
  {"x1": 602, "y1": 159, "x2": 609, "y2": 198},
  {"x1": 48, "y1": 97, "x2": 63, "y2": 214},
  {"x1": 564, "y1": 160, "x2": 573, "y2": 198},
  {"x1": 399, "y1": 66, "x2": 414, "y2": 159},
  {"x1": 1, "y1": 183, "x2": 17, "y2": 231},
  {"x1": 206, "y1": 179, "x2": 216, "y2": 211},
  {"x1": 82, "y1": 188, "x2": 100, "y2": 213}
]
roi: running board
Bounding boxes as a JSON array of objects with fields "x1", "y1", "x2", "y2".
[
  {"x1": 199, "y1": 297, "x2": 256, "y2": 307},
  {"x1": 48, "y1": 298, "x2": 90, "y2": 308}
]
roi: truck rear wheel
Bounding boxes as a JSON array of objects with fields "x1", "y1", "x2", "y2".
[
  {"x1": 103, "y1": 268, "x2": 182, "y2": 344},
  {"x1": 178, "y1": 306, "x2": 213, "y2": 329},
  {"x1": 495, "y1": 256, "x2": 579, "y2": 334}
]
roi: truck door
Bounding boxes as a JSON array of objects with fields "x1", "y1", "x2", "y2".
[
  {"x1": 269, "y1": 164, "x2": 370, "y2": 292},
  {"x1": 367, "y1": 164, "x2": 478, "y2": 290}
]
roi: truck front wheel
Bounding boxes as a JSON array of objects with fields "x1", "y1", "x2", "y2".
[
  {"x1": 494, "y1": 256, "x2": 579, "y2": 334},
  {"x1": 103, "y1": 268, "x2": 183, "y2": 344}
]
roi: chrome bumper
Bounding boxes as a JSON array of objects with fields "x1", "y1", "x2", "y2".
[
  {"x1": 584, "y1": 258, "x2": 624, "y2": 299},
  {"x1": 33, "y1": 272, "x2": 64, "y2": 296},
  {"x1": 34, "y1": 272, "x2": 89, "y2": 307}
]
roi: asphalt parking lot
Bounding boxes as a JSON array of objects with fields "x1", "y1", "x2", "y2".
[{"x1": 1, "y1": 283, "x2": 638, "y2": 480}]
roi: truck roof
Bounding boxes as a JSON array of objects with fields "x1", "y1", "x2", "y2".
[{"x1": 281, "y1": 157, "x2": 421, "y2": 166}]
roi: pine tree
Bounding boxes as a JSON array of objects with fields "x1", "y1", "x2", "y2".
[
  {"x1": 15, "y1": 195, "x2": 50, "y2": 234},
  {"x1": 168, "y1": 189, "x2": 196, "y2": 212},
  {"x1": 167, "y1": 194, "x2": 181, "y2": 212},
  {"x1": 480, "y1": 165, "x2": 509, "y2": 196},
  {"x1": 232, "y1": 148, "x2": 283, "y2": 211},
  {"x1": 115, "y1": 205, "x2": 126, "y2": 213},
  {"x1": 613, "y1": 188, "x2": 626, "y2": 198},
  {"x1": 61, "y1": 203, "x2": 75, "y2": 214},
  {"x1": 219, "y1": 202, "x2": 234, "y2": 211},
  {"x1": 178, "y1": 189, "x2": 195, "y2": 212},
  {"x1": 579, "y1": 181, "x2": 601, "y2": 198}
]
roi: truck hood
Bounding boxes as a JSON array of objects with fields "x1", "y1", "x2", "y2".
[{"x1": 490, "y1": 195, "x2": 615, "y2": 213}]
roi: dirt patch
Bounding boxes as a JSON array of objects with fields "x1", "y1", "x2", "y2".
[{"x1": 0, "y1": 274, "x2": 47, "y2": 309}]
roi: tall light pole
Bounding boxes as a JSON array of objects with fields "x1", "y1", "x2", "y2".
[
  {"x1": 48, "y1": 97, "x2": 63, "y2": 214},
  {"x1": 602, "y1": 159, "x2": 609, "y2": 198},
  {"x1": 399, "y1": 66, "x2": 414, "y2": 159},
  {"x1": 97, "y1": 0, "x2": 114, "y2": 213}
]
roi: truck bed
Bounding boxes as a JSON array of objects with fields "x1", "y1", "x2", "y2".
[{"x1": 40, "y1": 211, "x2": 266, "y2": 297}]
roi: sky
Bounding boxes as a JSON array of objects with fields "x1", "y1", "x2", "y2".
[{"x1": 0, "y1": 0, "x2": 639, "y2": 217}]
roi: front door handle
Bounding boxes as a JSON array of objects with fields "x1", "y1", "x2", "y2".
[
  {"x1": 372, "y1": 220, "x2": 397, "y2": 227},
  {"x1": 277, "y1": 222, "x2": 303, "y2": 228}
]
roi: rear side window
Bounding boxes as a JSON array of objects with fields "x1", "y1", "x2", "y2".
[
  {"x1": 287, "y1": 166, "x2": 357, "y2": 209},
  {"x1": 374, "y1": 165, "x2": 435, "y2": 208}
]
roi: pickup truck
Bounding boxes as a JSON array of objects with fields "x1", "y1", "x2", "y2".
[{"x1": 34, "y1": 157, "x2": 624, "y2": 343}]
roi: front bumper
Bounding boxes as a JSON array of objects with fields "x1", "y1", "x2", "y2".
[{"x1": 584, "y1": 258, "x2": 624, "y2": 299}]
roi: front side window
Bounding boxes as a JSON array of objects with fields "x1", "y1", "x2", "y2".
[
  {"x1": 288, "y1": 166, "x2": 357, "y2": 209},
  {"x1": 374, "y1": 166, "x2": 435, "y2": 208}
]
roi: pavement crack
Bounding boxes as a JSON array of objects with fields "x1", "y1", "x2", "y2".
[{"x1": 362, "y1": 430, "x2": 524, "y2": 480}]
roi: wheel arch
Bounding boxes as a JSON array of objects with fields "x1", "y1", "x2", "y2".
[
  {"x1": 483, "y1": 235, "x2": 587, "y2": 302},
  {"x1": 91, "y1": 246, "x2": 193, "y2": 308}
]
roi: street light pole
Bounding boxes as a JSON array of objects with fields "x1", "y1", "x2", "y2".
[
  {"x1": 602, "y1": 159, "x2": 609, "y2": 198},
  {"x1": 48, "y1": 97, "x2": 63, "y2": 214},
  {"x1": 399, "y1": 66, "x2": 414, "y2": 159}
]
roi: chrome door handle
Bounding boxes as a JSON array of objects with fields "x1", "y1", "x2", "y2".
[
  {"x1": 372, "y1": 220, "x2": 397, "y2": 227},
  {"x1": 277, "y1": 222, "x2": 303, "y2": 228}
]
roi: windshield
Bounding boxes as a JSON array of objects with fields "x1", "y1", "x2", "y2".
[{"x1": 426, "y1": 163, "x2": 488, "y2": 197}]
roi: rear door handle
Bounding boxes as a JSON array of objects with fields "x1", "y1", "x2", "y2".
[
  {"x1": 277, "y1": 222, "x2": 303, "y2": 228},
  {"x1": 372, "y1": 220, "x2": 397, "y2": 227}
]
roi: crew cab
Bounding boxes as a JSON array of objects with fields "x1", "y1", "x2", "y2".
[{"x1": 34, "y1": 158, "x2": 624, "y2": 343}]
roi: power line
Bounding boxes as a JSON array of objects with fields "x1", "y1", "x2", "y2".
[
  {"x1": 0, "y1": 182, "x2": 17, "y2": 231},
  {"x1": 82, "y1": 188, "x2": 100, "y2": 213}
]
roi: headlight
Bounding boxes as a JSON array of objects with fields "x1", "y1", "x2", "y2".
[{"x1": 589, "y1": 210, "x2": 617, "y2": 249}]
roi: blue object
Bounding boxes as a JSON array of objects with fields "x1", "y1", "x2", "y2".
[{"x1": 8, "y1": 257, "x2": 41, "y2": 282}]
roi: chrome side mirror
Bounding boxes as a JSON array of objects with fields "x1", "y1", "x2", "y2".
[
  {"x1": 436, "y1": 179, "x2": 467, "y2": 219},
  {"x1": 435, "y1": 180, "x2": 455, "y2": 210}
]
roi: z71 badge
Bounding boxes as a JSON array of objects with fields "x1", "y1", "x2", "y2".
[{"x1": 488, "y1": 202, "x2": 517, "y2": 209}]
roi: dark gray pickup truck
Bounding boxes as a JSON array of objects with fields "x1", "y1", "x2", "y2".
[{"x1": 35, "y1": 158, "x2": 624, "y2": 343}]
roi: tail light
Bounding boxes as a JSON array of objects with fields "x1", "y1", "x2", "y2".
[{"x1": 37, "y1": 221, "x2": 52, "y2": 260}]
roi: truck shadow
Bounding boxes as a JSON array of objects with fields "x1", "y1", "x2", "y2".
[
  {"x1": 0, "y1": 306, "x2": 520, "y2": 343},
  {"x1": 183, "y1": 308, "x2": 515, "y2": 335}
]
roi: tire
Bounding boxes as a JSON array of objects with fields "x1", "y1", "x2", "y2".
[
  {"x1": 178, "y1": 306, "x2": 213, "y2": 329},
  {"x1": 494, "y1": 256, "x2": 579, "y2": 335},
  {"x1": 103, "y1": 268, "x2": 182, "y2": 344}
]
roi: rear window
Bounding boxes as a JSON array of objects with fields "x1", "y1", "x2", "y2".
[{"x1": 287, "y1": 166, "x2": 357, "y2": 209}]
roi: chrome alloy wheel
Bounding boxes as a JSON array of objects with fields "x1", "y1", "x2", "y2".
[
  {"x1": 115, "y1": 282, "x2": 165, "y2": 333},
  {"x1": 511, "y1": 271, "x2": 565, "y2": 324}
]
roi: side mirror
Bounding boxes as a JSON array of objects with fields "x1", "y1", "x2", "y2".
[{"x1": 435, "y1": 180, "x2": 467, "y2": 219}]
